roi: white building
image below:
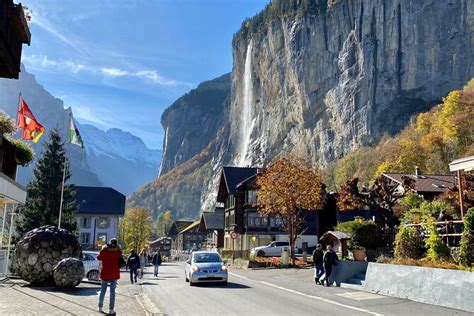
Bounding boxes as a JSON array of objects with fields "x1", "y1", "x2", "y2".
[{"x1": 74, "y1": 186, "x2": 125, "y2": 250}]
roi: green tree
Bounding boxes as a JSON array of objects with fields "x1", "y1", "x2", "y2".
[
  {"x1": 459, "y1": 208, "x2": 474, "y2": 266},
  {"x1": 120, "y1": 206, "x2": 153, "y2": 253},
  {"x1": 156, "y1": 210, "x2": 173, "y2": 237},
  {"x1": 17, "y1": 129, "x2": 77, "y2": 236}
]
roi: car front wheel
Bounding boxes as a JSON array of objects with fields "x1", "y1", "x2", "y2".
[
  {"x1": 257, "y1": 250, "x2": 265, "y2": 257},
  {"x1": 87, "y1": 270, "x2": 99, "y2": 282},
  {"x1": 185, "y1": 272, "x2": 189, "y2": 282}
]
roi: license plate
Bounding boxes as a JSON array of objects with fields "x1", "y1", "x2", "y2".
[{"x1": 208, "y1": 274, "x2": 215, "y2": 278}]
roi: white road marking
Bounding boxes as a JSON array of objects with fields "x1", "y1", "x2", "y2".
[
  {"x1": 336, "y1": 292, "x2": 385, "y2": 301},
  {"x1": 229, "y1": 272, "x2": 383, "y2": 316}
]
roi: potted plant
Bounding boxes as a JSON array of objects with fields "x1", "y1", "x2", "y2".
[{"x1": 336, "y1": 219, "x2": 378, "y2": 261}]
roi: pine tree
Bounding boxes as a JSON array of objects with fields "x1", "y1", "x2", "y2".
[{"x1": 17, "y1": 129, "x2": 78, "y2": 237}]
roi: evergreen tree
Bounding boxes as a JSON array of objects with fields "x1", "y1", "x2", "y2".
[{"x1": 17, "y1": 129, "x2": 78, "y2": 236}]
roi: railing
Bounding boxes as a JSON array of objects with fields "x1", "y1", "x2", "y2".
[{"x1": 405, "y1": 220, "x2": 464, "y2": 247}]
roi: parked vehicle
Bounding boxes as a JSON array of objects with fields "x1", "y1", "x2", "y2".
[
  {"x1": 81, "y1": 251, "x2": 100, "y2": 282},
  {"x1": 250, "y1": 241, "x2": 289, "y2": 257},
  {"x1": 184, "y1": 251, "x2": 228, "y2": 286}
]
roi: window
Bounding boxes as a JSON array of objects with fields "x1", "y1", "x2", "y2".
[
  {"x1": 247, "y1": 212, "x2": 268, "y2": 227},
  {"x1": 276, "y1": 242, "x2": 289, "y2": 247},
  {"x1": 97, "y1": 233, "x2": 107, "y2": 243},
  {"x1": 80, "y1": 217, "x2": 91, "y2": 228},
  {"x1": 98, "y1": 217, "x2": 109, "y2": 229},
  {"x1": 226, "y1": 195, "x2": 235, "y2": 209},
  {"x1": 80, "y1": 233, "x2": 90, "y2": 244},
  {"x1": 246, "y1": 190, "x2": 257, "y2": 205}
]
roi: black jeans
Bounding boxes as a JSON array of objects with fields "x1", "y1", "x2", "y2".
[
  {"x1": 129, "y1": 268, "x2": 138, "y2": 283},
  {"x1": 324, "y1": 265, "x2": 333, "y2": 285}
]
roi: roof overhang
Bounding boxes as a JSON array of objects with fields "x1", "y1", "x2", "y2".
[
  {"x1": 449, "y1": 156, "x2": 474, "y2": 172},
  {"x1": 0, "y1": 172, "x2": 26, "y2": 204}
]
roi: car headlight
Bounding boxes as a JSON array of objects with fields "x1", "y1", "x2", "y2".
[
  {"x1": 191, "y1": 264, "x2": 200, "y2": 272},
  {"x1": 221, "y1": 265, "x2": 227, "y2": 271}
]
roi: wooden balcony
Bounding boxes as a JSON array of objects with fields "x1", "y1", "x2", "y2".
[{"x1": 0, "y1": 0, "x2": 31, "y2": 79}]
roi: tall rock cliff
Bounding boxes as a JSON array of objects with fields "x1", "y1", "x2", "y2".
[{"x1": 131, "y1": 0, "x2": 474, "y2": 219}]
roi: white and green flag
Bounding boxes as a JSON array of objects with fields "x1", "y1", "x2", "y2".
[{"x1": 68, "y1": 115, "x2": 84, "y2": 148}]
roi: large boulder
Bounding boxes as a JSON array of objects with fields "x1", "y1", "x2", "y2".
[
  {"x1": 53, "y1": 258, "x2": 84, "y2": 288},
  {"x1": 13, "y1": 226, "x2": 82, "y2": 285}
]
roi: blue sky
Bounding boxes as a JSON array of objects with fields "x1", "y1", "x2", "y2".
[{"x1": 22, "y1": 0, "x2": 268, "y2": 149}]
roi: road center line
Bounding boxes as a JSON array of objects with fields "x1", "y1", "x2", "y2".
[{"x1": 229, "y1": 272, "x2": 383, "y2": 316}]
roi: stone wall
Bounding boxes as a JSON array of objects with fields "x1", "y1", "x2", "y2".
[{"x1": 364, "y1": 263, "x2": 474, "y2": 312}]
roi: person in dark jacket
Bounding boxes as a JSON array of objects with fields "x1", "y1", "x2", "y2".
[
  {"x1": 127, "y1": 250, "x2": 140, "y2": 284},
  {"x1": 97, "y1": 238, "x2": 122, "y2": 315},
  {"x1": 323, "y1": 244, "x2": 338, "y2": 287},
  {"x1": 312, "y1": 244, "x2": 324, "y2": 285},
  {"x1": 152, "y1": 252, "x2": 162, "y2": 277}
]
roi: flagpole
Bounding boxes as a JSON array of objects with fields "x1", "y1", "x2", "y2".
[{"x1": 58, "y1": 112, "x2": 71, "y2": 229}]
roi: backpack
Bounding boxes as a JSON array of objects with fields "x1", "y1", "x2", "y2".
[
  {"x1": 118, "y1": 255, "x2": 126, "y2": 268},
  {"x1": 129, "y1": 255, "x2": 139, "y2": 269}
]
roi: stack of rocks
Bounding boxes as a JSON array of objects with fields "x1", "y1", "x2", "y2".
[
  {"x1": 53, "y1": 258, "x2": 85, "y2": 287},
  {"x1": 13, "y1": 226, "x2": 82, "y2": 286}
]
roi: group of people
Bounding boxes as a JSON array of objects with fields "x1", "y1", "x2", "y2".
[
  {"x1": 126, "y1": 248, "x2": 163, "y2": 283},
  {"x1": 94, "y1": 239, "x2": 163, "y2": 314},
  {"x1": 312, "y1": 243, "x2": 338, "y2": 286}
]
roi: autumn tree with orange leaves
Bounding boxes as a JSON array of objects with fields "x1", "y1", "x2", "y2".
[{"x1": 256, "y1": 156, "x2": 325, "y2": 265}]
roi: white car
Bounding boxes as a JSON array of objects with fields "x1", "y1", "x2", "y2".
[
  {"x1": 250, "y1": 241, "x2": 289, "y2": 257},
  {"x1": 81, "y1": 251, "x2": 100, "y2": 282},
  {"x1": 184, "y1": 251, "x2": 228, "y2": 286}
]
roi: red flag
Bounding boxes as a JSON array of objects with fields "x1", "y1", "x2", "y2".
[{"x1": 17, "y1": 98, "x2": 45, "y2": 143}]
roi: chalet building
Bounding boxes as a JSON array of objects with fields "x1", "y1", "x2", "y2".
[
  {"x1": 216, "y1": 167, "x2": 319, "y2": 257},
  {"x1": 382, "y1": 167, "x2": 456, "y2": 201},
  {"x1": 149, "y1": 237, "x2": 172, "y2": 257},
  {"x1": 167, "y1": 220, "x2": 193, "y2": 250},
  {"x1": 0, "y1": 0, "x2": 31, "y2": 79},
  {"x1": 74, "y1": 186, "x2": 125, "y2": 250},
  {"x1": 199, "y1": 207, "x2": 224, "y2": 250},
  {"x1": 177, "y1": 220, "x2": 207, "y2": 251}
]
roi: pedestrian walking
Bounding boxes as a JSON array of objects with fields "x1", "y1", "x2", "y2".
[
  {"x1": 97, "y1": 238, "x2": 122, "y2": 315},
  {"x1": 127, "y1": 250, "x2": 140, "y2": 284},
  {"x1": 322, "y1": 244, "x2": 338, "y2": 287},
  {"x1": 312, "y1": 244, "x2": 324, "y2": 285},
  {"x1": 139, "y1": 249, "x2": 147, "y2": 278},
  {"x1": 152, "y1": 251, "x2": 162, "y2": 277}
]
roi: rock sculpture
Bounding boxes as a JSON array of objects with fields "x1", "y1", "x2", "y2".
[
  {"x1": 13, "y1": 225, "x2": 82, "y2": 285},
  {"x1": 53, "y1": 258, "x2": 84, "y2": 287}
]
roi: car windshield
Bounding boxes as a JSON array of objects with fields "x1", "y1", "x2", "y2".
[{"x1": 193, "y1": 253, "x2": 222, "y2": 263}]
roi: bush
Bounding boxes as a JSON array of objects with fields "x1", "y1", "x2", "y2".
[
  {"x1": 394, "y1": 226, "x2": 422, "y2": 259},
  {"x1": 336, "y1": 219, "x2": 378, "y2": 249},
  {"x1": 424, "y1": 215, "x2": 450, "y2": 261},
  {"x1": 391, "y1": 257, "x2": 471, "y2": 271},
  {"x1": 0, "y1": 111, "x2": 16, "y2": 135},
  {"x1": 459, "y1": 208, "x2": 474, "y2": 266}
]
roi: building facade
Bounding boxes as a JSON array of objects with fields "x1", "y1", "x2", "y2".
[{"x1": 74, "y1": 186, "x2": 125, "y2": 250}]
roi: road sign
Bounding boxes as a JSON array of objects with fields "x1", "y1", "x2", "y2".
[{"x1": 230, "y1": 231, "x2": 238, "y2": 239}]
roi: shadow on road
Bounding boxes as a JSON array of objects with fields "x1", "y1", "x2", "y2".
[
  {"x1": 25, "y1": 286, "x2": 101, "y2": 297},
  {"x1": 194, "y1": 282, "x2": 251, "y2": 289}
]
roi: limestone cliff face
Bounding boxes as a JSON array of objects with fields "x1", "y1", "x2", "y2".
[
  {"x1": 132, "y1": 0, "x2": 474, "y2": 219},
  {"x1": 228, "y1": 0, "x2": 474, "y2": 168},
  {"x1": 159, "y1": 73, "x2": 230, "y2": 175}
]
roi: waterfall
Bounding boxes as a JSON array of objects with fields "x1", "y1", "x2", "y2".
[{"x1": 237, "y1": 40, "x2": 255, "y2": 167}]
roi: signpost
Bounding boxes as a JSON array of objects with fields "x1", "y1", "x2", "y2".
[{"x1": 230, "y1": 231, "x2": 238, "y2": 264}]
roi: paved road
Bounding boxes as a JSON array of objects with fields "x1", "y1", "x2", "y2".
[{"x1": 142, "y1": 263, "x2": 468, "y2": 316}]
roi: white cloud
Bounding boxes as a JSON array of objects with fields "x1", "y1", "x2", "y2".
[{"x1": 23, "y1": 54, "x2": 193, "y2": 87}]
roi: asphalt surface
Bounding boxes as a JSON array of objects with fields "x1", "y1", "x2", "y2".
[{"x1": 142, "y1": 262, "x2": 469, "y2": 316}]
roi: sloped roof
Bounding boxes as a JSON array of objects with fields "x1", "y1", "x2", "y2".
[
  {"x1": 321, "y1": 231, "x2": 350, "y2": 240},
  {"x1": 382, "y1": 173, "x2": 455, "y2": 193},
  {"x1": 75, "y1": 186, "x2": 125, "y2": 215},
  {"x1": 222, "y1": 167, "x2": 258, "y2": 194},
  {"x1": 172, "y1": 220, "x2": 194, "y2": 233},
  {"x1": 180, "y1": 220, "x2": 200, "y2": 234},
  {"x1": 200, "y1": 211, "x2": 224, "y2": 230}
]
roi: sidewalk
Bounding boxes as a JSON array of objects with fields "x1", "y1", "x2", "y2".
[{"x1": 0, "y1": 271, "x2": 162, "y2": 315}]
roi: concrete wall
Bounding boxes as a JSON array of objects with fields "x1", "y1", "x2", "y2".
[
  {"x1": 331, "y1": 260, "x2": 368, "y2": 286},
  {"x1": 364, "y1": 263, "x2": 474, "y2": 312}
]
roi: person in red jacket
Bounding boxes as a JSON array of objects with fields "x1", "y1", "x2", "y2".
[{"x1": 97, "y1": 238, "x2": 122, "y2": 315}]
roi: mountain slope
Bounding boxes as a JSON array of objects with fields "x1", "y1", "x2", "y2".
[
  {"x1": 0, "y1": 65, "x2": 102, "y2": 186},
  {"x1": 80, "y1": 124, "x2": 161, "y2": 195}
]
